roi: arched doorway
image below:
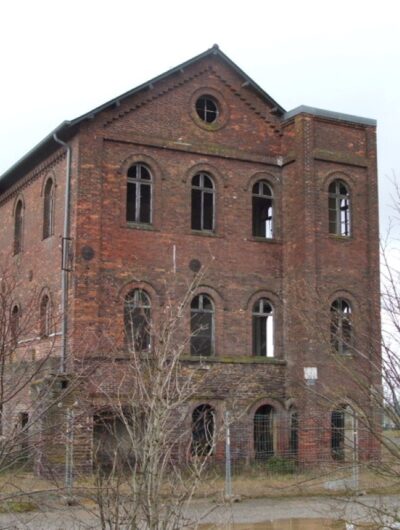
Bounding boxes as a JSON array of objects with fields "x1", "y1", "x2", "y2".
[
  {"x1": 254, "y1": 405, "x2": 275, "y2": 461},
  {"x1": 192, "y1": 404, "x2": 215, "y2": 456},
  {"x1": 331, "y1": 404, "x2": 357, "y2": 462}
]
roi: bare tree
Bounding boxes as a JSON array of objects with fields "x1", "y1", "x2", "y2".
[{"x1": 77, "y1": 273, "x2": 226, "y2": 530}]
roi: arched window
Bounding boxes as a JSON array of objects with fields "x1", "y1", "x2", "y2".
[
  {"x1": 331, "y1": 405, "x2": 356, "y2": 462},
  {"x1": 330, "y1": 298, "x2": 352, "y2": 354},
  {"x1": 191, "y1": 173, "x2": 215, "y2": 231},
  {"x1": 124, "y1": 289, "x2": 151, "y2": 351},
  {"x1": 252, "y1": 180, "x2": 273, "y2": 238},
  {"x1": 126, "y1": 164, "x2": 152, "y2": 224},
  {"x1": 14, "y1": 200, "x2": 23, "y2": 255},
  {"x1": 191, "y1": 404, "x2": 215, "y2": 456},
  {"x1": 329, "y1": 179, "x2": 351, "y2": 236},
  {"x1": 190, "y1": 294, "x2": 214, "y2": 356},
  {"x1": 252, "y1": 298, "x2": 274, "y2": 357},
  {"x1": 254, "y1": 405, "x2": 275, "y2": 460},
  {"x1": 40, "y1": 294, "x2": 51, "y2": 337},
  {"x1": 11, "y1": 304, "x2": 20, "y2": 348},
  {"x1": 43, "y1": 179, "x2": 54, "y2": 239}
]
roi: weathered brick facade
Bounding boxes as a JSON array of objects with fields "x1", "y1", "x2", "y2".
[{"x1": 0, "y1": 46, "x2": 380, "y2": 473}]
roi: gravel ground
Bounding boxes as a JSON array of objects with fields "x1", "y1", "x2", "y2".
[{"x1": 0, "y1": 494, "x2": 398, "y2": 529}]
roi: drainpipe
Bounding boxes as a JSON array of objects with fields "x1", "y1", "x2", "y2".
[{"x1": 53, "y1": 133, "x2": 72, "y2": 373}]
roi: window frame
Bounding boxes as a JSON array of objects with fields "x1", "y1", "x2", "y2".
[
  {"x1": 40, "y1": 294, "x2": 51, "y2": 338},
  {"x1": 252, "y1": 180, "x2": 274, "y2": 239},
  {"x1": 126, "y1": 163, "x2": 153, "y2": 225},
  {"x1": 328, "y1": 179, "x2": 351, "y2": 237},
  {"x1": 330, "y1": 298, "x2": 353, "y2": 354},
  {"x1": 124, "y1": 288, "x2": 152, "y2": 352},
  {"x1": 43, "y1": 178, "x2": 54, "y2": 240},
  {"x1": 252, "y1": 298, "x2": 275, "y2": 357},
  {"x1": 191, "y1": 172, "x2": 215, "y2": 232},
  {"x1": 190, "y1": 294, "x2": 215, "y2": 357},
  {"x1": 13, "y1": 199, "x2": 24, "y2": 255}
]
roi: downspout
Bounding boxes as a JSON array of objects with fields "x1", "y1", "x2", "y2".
[{"x1": 53, "y1": 133, "x2": 72, "y2": 373}]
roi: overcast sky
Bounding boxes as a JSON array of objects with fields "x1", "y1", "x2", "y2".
[{"x1": 1, "y1": 0, "x2": 399, "y2": 232}]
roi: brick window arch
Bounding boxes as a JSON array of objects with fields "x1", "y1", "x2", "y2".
[
  {"x1": 126, "y1": 164, "x2": 152, "y2": 224},
  {"x1": 190, "y1": 294, "x2": 215, "y2": 356},
  {"x1": 329, "y1": 179, "x2": 351, "y2": 236},
  {"x1": 252, "y1": 180, "x2": 274, "y2": 238},
  {"x1": 252, "y1": 298, "x2": 274, "y2": 357},
  {"x1": 191, "y1": 173, "x2": 215, "y2": 231},
  {"x1": 124, "y1": 289, "x2": 151, "y2": 351},
  {"x1": 43, "y1": 178, "x2": 54, "y2": 239},
  {"x1": 330, "y1": 298, "x2": 352, "y2": 354},
  {"x1": 14, "y1": 199, "x2": 23, "y2": 255}
]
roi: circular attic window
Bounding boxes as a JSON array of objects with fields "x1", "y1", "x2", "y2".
[{"x1": 195, "y1": 96, "x2": 219, "y2": 124}]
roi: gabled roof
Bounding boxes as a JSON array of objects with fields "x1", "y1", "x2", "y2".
[{"x1": 0, "y1": 45, "x2": 285, "y2": 194}]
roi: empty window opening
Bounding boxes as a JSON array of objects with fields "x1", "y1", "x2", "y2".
[
  {"x1": 126, "y1": 164, "x2": 152, "y2": 224},
  {"x1": 40, "y1": 294, "x2": 51, "y2": 337},
  {"x1": 252, "y1": 298, "x2": 274, "y2": 357},
  {"x1": 93, "y1": 411, "x2": 133, "y2": 471},
  {"x1": 254, "y1": 405, "x2": 275, "y2": 461},
  {"x1": 11, "y1": 305, "x2": 20, "y2": 349},
  {"x1": 329, "y1": 179, "x2": 351, "y2": 236},
  {"x1": 252, "y1": 181, "x2": 273, "y2": 238},
  {"x1": 331, "y1": 405, "x2": 357, "y2": 462},
  {"x1": 289, "y1": 408, "x2": 298, "y2": 458},
  {"x1": 191, "y1": 173, "x2": 215, "y2": 231},
  {"x1": 43, "y1": 179, "x2": 54, "y2": 239},
  {"x1": 330, "y1": 298, "x2": 352, "y2": 354},
  {"x1": 18, "y1": 412, "x2": 29, "y2": 459},
  {"x1": 195, "y1": 96, "x2": 219, "y2": 123},
  {"x1": 190, "y1": 294, "x2": 214, "y2": 356},
  {"x1": 124, "y1": 289, "x2": 151, "y2": 352},
  {"x1": 14, "y1": 200, "x2": 23, "y2": 255},
  {"x1": 191, "y1": 404, "x2": 215, "y2": 456}
]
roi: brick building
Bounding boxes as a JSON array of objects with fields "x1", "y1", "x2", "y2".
[{"x1": 0, "y1": 46, "x2": 380, "y2": 473}]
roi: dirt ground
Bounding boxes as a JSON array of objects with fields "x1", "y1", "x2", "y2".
[{"x1": 0, "y1": 494, "x2": 398, "y2": 529}]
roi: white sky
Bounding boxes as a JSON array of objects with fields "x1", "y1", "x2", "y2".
[{"x1": 1, "y1": 0, "x2": 399, "y2": 233}]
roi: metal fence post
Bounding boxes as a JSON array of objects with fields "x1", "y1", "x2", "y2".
[
  {"x1": 225, "y1": 410, "x2": 232, "y2": 498},
  {"x1": 65, "y1": 408, "x2": 74, "y2": 499}
]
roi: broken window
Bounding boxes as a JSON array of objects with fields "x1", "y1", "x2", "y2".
[
  {"x1": 191, "y1": 173, "x2": 215, "y2": 231},
  {"x1": 252, "y1": 180, "x2": 274, "y2": 238},
  {"x1": 329, "y1": 179, "x2": 351, "y2": 236},
  {"x1": 40, "y1": 294, "x2": 51, "y2": 337},
  {"x1": 254, "y1": 404, "x2": 275, "y2": 461},
  {"x1": 43, "y1": 178, "x2": 54, "y2": 239},
  {"x1": 124, "y1": 289, "x2": 151, "y2": 352},
  {"x1": 330, "y1": 298, "x2": 352, "y2": 354},
  {"x1": 252, "y1": 298, "x2": 274, "y2": 357},
  {"x1": 190, "y1": 294, "x2": 214, "y2": 356},
  {"x1": 14, "y1": 200, "x2": 23, "y2": 255},
  {"x1": 126, "y1": 163, "x2": 152, "y2": 224},
  {"x1": 195, "y1": 96, "x2": 219, "y2": 123},
  {"x1": 192, "y1": 404, "x2": 215, "y2": 456}
]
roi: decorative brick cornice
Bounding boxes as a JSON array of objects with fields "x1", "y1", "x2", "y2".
[
  {"x1": 0, "y1": 150, "x2": 65, "y2": 206},
  {"x1": 210, "y1": 68, "x2": 282, "y2": 136},
  {"x1": 103, "y1": 68, "x2": 210, "y2": 127}
]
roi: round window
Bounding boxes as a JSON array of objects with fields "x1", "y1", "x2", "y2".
[{"x1": 195, "y1": 96, "x2": 219, "y2": 124}]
